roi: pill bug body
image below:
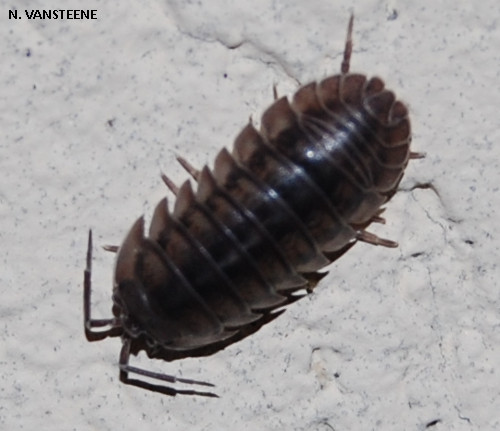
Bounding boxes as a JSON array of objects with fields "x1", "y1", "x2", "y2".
[{"x1": 84, "y1": 15, "x2": 421, "y2": 396}]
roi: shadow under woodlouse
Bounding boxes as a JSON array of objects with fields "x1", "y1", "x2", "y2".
[{"x1": 83, "y1": 14, "x2": 423, "y2": 397}]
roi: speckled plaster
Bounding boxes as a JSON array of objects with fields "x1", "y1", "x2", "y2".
[{"x1": 1, "y1": 0, "x2": 499, "y2": 430}]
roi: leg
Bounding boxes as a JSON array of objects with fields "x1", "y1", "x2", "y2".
[
  {"x1": 102, "y1": 244, "x2": 119, "y2": 253},
  {"x1": 410, "y1": 151, "x2": 426, "y2": 159},
  {"x1": 176, "y1": 156, "x2": 201, "y2": 181},
  {"x1": 118, "y1": 338, "x2": 218, "y2": 397},
  {"x1": 356, "y1": 230, "x2": 398, "y2": 248},
  {"x1": 84, "y1": 230, "x2": 122, "y2": 341},
  {"x1": 161, "y1": 154, "x2": 202, "y2": 195},
  {"x1": 273, "y1": 83, "x2": 278, "y2": 100},
  {"x1": 368, "y1": 207, "x2": 387, "y2": 224},
  {"x1": 161, "y1": 173, "x2": 180, "y2": 195}
]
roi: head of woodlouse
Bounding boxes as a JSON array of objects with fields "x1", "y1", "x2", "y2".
[
  {"x1": 109, "y1": 216, "x2": 219, "y2": 359},
  {"x1": 109, "y1": 217, "x2": 168, "y2": 349}
]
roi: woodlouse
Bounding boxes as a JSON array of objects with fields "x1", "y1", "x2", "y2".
[{"x1": 83, "y1": 15, "x2": 422, "y2": 397}]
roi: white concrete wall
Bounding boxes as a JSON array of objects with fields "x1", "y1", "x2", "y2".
[{"x1": 1, "y1": 0, "x2": 499, "y2": 429}]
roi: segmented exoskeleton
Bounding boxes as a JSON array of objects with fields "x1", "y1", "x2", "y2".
[{"x1": 83, "y1": 15, "x2": 422, "y2": 397}]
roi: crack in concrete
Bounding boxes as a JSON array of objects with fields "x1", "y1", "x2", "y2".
[
  {"x1": 406, "y1": 182, "x2": 450, "y2": 246},
  {"x1": 455, "y1": 405, "x2": 472, "y2": 424},
  {"x1": 425, "y1": 266, "x2": 448, "y2": 370},
  {"x1": 174, "y1": 25, "x2": 301, "y2": 86}
]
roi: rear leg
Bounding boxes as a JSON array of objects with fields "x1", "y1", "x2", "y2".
[{"x1": 356, "y1": 230, "x2": 398, "y2": 248}]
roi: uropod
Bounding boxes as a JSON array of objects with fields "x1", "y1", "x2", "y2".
[{"x1": 83, "y1": 15, "x2": 422, "y2": 397}]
